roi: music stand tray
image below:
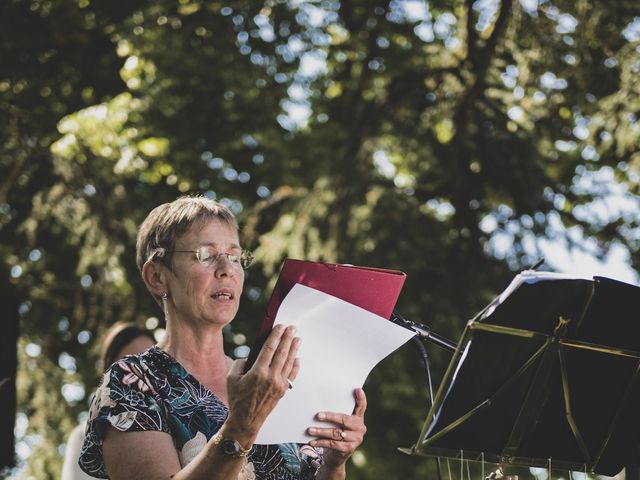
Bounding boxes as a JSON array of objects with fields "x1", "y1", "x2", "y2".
[{"x1": 405, "y1": 271, "x2": 640, "y2": 476}]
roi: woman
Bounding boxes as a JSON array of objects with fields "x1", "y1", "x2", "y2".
[
  {"x1": 79, "y1": 196, "x2": 367, "y2": 479},
  {"x1": 62, "y1": 322, "x2": 156, "y2": 480}
]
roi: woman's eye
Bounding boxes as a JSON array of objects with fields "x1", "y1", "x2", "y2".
[{"x1": 197, "y1": 247, "x2": 214, "y2": 262}]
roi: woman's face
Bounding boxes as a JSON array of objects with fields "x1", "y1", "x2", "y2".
[{"x1": 165, "y1": 218, "x2": 244, "y2": 328}]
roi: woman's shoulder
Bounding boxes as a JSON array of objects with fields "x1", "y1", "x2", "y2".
[
  {"x1": 105, "y1": 346, "x2": 160, "y2": 374},
  {"x1": 107, "y1": 345, "x2": 157, "y2": 369},
  {"x1": 106, "y1": 346, "x2": 203, "y2": 399},
  {"x1": 98, "y1": 346, "x2": 166, "y2": 394},
  {"x1": 107, "y1": 346, "x2": 170, "y2": 376}
]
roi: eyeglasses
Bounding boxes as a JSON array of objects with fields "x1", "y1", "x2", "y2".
[{"x1": 170, "y1": 245, "x2": 254, "y2": 269}]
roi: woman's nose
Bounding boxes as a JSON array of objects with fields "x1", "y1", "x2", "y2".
[{"x1": 214, "y1": 254, "x2": 234, "y2": 277}]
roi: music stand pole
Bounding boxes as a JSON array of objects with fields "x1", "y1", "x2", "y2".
[{"x1": 393, "y1": 310, "x2": 456, "y2": 480}]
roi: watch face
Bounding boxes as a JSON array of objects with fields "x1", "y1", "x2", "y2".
[{"x1": 221, "y1": 439, "x2": 241, "y2": 456}]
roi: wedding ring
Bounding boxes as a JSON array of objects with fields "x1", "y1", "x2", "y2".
[
  {"x1": 339, "y1": 430, "x2": 347, "y2": 440},
  {"x1": 287, "y1": 379, "x2": 294, "y2": 389}
]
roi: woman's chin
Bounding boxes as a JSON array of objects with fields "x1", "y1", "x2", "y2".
[{"x1": 205, "y1": 308, "x2": 238, "y2": 326}]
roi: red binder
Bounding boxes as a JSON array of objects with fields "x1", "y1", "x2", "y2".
[{"x1": 245, "y1": 258, "x2": 406, "y2": 370}]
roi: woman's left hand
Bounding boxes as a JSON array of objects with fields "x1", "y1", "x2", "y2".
[{"x1": 307, "y1": 388, "x2": 367, "y2": 471}]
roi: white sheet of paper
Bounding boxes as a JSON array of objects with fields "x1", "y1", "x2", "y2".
[{"x1": 254, "y1": 283, "x2": 415, "y2": 445}]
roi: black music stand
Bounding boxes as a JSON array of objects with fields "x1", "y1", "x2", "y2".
[{"x1": 402, "y1": 271, "x2": 640, "y2": 476}]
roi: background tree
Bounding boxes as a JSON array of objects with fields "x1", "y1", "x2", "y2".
[{"x1": 2, "y1": 0, "x2": 639, "y2": 478}]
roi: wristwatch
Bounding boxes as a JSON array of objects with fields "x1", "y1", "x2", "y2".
[{"x1": 212, "y1": 432, "x2": 252, "y2": 458}]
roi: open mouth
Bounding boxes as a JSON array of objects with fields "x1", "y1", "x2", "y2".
[{"x1": 211, "y1": 290, "x2": 234, "y2": 300}]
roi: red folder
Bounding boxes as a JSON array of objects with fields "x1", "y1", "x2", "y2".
[{"x1": 245, "y1": 258, "x2": 406, "y2": 370}]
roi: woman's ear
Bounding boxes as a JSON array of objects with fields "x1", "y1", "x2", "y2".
[{"x1": 142, "y1": 260, "x2": 167, "y2": 297}]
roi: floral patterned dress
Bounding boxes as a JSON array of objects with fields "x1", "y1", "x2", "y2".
[{"x1": 79, "y1": 346, "x2": 322, "y2": 479}]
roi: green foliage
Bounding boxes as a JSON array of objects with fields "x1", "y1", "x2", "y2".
[{"x1": 2, "y1": 0, "x2": 639, "y2": 478}]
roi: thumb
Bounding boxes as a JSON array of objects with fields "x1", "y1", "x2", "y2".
[{"x1": 228, "y1": 358, "x2": 247, "y2": 379}]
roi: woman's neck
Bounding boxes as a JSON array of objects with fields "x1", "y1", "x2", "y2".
[{"x1": 157, "y1": 320, "x2": 231, "y2": 382}]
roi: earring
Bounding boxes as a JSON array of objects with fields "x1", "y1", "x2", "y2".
[{"x1": 161, "y1": 292, "x2": 169, "y2": 317}]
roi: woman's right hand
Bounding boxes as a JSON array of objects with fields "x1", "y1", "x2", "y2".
[{"x1": 224, "y1": 324, "x2": 300, "y2": 445}]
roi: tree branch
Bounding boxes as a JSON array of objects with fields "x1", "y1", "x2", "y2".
[
  {"x1": 458, "y1": 0, "x2": 513, "y2": 116},
  {"x1": 465, "y1": 0, "x2": 478, "y2": 66}
]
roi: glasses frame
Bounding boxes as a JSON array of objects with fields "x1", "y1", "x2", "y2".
[{"x1": 169, "y1": 246, "x2": 254, "y2": 270}]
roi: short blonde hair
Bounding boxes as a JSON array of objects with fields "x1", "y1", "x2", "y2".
[{"x1": 136, "y1": 196, "x2": 238, "y2": 303}]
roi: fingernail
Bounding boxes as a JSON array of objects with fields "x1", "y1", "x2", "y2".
[
  {"x1": 317, "y1": 412, "x2": 326, "y2": 421},
  {"x1": 308, "y1": 427, "x2": 317, "y2": 435}
]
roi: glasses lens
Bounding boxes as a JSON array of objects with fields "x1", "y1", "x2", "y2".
[
  {"x1": 240, "y1": 250, "x2": 254, "y2": 269},
  {"x1": 196, "y1": 246, "x2": 214, "y2": 264}
]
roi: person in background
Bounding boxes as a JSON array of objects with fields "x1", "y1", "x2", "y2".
[
  {"x1": 79, "y1": 195, "x2": 368, "y2": 479},
  {"x1": 61, "y1": 322, "x2": 155, "y2": 480}
]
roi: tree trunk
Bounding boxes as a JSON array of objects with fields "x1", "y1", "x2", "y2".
[{"x1": 0, "y1": 270, "x2": 18, "y2": 469}]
